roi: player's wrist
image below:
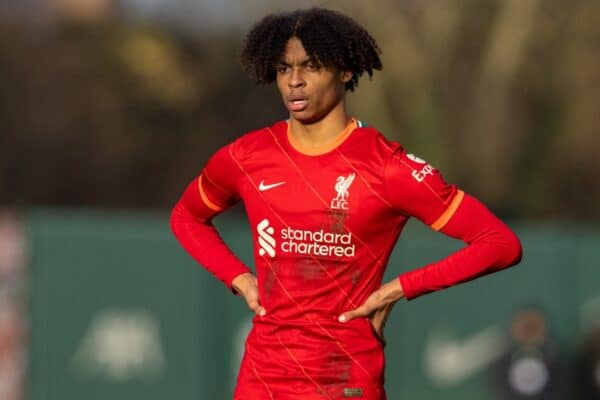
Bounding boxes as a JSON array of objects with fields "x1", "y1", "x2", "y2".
[
  {"x1": 231, "y1": 272, "x2": 255, "y2": 294},
  {"x1": 384, "y1": 278, "x2": 404, "y2": 302}
]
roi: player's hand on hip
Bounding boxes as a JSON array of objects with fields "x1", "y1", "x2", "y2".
[
  {"x1": 338, "y1": 278, "x2": 404, "y2": 338},
  {"x1": 232, "y1": 272, "x2": 266, "y2": 317}
]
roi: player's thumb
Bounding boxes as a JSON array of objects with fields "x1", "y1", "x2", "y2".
[
  {"x1": 338, "y1": 306, "x2": 367, "y2": 323},
  {"x1": 247, "y1": 297, "x2": 266, "y2": 317}
]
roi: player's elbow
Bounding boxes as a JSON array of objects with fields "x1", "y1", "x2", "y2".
[
  {"x1": 169, "y1": 201, "x2": 188, "y2": 239},
  {"x1": 169, "y1": 199, "x2": 211, "y2": 238},
  {"x1": 496, "y1": 228, "x2": 523, "y2": 270},
  {"x1": 169, "y1": 204, "x2": 180, "y2": 237}
]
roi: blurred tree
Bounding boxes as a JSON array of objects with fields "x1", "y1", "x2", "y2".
[
  {"x1": 0, "y1": 16, "x2": 283, "y2": 209},
  {"x1": 553, "y1": 0, "x2": 600, "y2": 219},
  {"x1": 0, "y1": 0, "x2": 598, "y2": 220}
]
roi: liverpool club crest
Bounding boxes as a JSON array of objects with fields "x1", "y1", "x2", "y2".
[{"x1": 330, "y1": 173, "x2": 355, "y2": 210}]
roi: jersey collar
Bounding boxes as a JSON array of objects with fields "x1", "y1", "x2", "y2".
[{"x1": 286, "y1": 118, "x2": 358, "y2": 156}]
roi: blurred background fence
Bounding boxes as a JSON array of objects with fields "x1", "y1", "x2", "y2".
[
  {"x1": 24, "y1": 211, "x2": 600, "y2": 399},
  {"x1": 1, "y1": 0, "x2": 599, "y2": 399}
]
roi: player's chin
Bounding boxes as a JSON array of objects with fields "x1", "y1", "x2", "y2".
[{"x1": 290, "y1": 109, "x2": 324, "y2": 124}]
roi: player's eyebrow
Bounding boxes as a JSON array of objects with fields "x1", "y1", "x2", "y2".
[{"x1": 277, "y1": 56, "x2": 316, "y2": 67}]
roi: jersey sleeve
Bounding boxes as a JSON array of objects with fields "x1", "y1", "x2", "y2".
[
  {"x1": 170, "y1": 143, "x2": 251, "y2": 293},
  {"x1": 382, "y1": 146, "x2": 522, "y2": 300},
  {"x1": 198, "y1": 144, "x2": 241, "y2": 213},
  {"x1": 383, "y1": 146, "x2": 463, "y2": 230},
  {"x1": 397, "y1": 193, "x2": 523, "y2": 299}
]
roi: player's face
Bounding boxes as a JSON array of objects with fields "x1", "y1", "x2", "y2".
[{"x1": 276, "y1": 37, "x2": 351, "y2": 124}]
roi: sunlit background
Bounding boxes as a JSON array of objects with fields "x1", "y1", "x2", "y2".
[{"x1": 1, "y1": 0, "x2": 599, "y2": 399}]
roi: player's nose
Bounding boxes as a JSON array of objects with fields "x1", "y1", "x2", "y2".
[{"x1": 288, "y1": 68, "x2": 305, "y2": 88}]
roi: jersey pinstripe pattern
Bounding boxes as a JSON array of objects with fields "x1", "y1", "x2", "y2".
[{"x1": 193, "y1": 119, "x2": 462, "y2": 399}]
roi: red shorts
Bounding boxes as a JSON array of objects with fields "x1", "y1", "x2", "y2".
[
  {"x1": 233, "y1": 318, "x2": 387, "y2": 400},
  {"x1": 233, "y1": 377, "x2": 386, "y2": 399}
]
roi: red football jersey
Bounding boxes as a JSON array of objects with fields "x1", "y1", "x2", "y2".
[{"x1": 170, "y1": 118, "x2": 522, "y2": 399}]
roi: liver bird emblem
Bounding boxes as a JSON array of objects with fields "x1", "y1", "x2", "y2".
[
  {"x1": 331, "y1": 173, "x2": 356, "y2": 210},
  {"x1": 335, "y1": 173, "x2": 355, "y2": 201}
]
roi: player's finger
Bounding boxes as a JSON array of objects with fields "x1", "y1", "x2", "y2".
[
  {"x1": 338, "y1": 305, "x2": 370, "y2": 322},
  {"x1": 251, "y1": 304, "x2": 266, "y2": 316},
  {"x1": 247, "y1": 299, "x2": 266, "y2": 316},
  {"x1": 369, "y1": 316, "x2": 383, "y2": 335}
]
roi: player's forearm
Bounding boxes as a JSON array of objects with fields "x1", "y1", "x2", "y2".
[
  {"x1": 170, "y1": 182, "x2": 251, "y2": 292},
  {"x1": 398, "y1": 239, "x2": 520, "y2": 299},
  {"x1": 399, "y1": 194, "x2": 522, "y2": 300}
]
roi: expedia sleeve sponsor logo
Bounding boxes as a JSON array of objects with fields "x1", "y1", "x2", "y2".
[
  {"x1": 405, "y1": 153, "x2": 436, "y2": 183},
  {"x1": 257, "y1": 219, "x2": 356, "y2": 258},
  {"x1": 412, "y1": 164, "x2": 434, "y2": 182}
]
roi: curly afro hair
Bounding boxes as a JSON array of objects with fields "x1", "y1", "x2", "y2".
[{"x1": 240, "y1": 7, "x2": 382, "y2": 92}]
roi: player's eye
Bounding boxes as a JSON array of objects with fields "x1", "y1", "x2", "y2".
[
  {"x1": 306, "y1": 61, "x2": 318, "y2": 71},
  {"x1": 276, "y1": 64, "x2": 290, "y2": 73}
]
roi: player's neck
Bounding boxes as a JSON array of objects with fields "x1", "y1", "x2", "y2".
[{"x1": 288, "y1": 104, "x2": 350, "y2": 151}]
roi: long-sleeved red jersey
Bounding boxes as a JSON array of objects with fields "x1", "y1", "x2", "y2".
[{"x1": 171, "y1": 119, "x2": 522, "y2": 399}]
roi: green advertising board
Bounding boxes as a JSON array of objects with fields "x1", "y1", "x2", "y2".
[{"x1": 27, "y1": 210, "x2": 599, "y2": 399}]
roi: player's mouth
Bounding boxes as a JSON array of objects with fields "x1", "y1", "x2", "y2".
[{"x1": 286, "y1": 94, "x2": 309, "y2": 112}]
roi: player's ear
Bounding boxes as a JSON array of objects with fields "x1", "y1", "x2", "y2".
[{"x1": 339, "y1": 70, "x2": 353, "y2": 84}]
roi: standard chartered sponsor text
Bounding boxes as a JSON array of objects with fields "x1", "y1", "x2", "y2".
[{"x1": 280, "y1": 226, "x2": 355, "y2": 257}]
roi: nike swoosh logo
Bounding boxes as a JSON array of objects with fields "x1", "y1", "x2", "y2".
[
  {"x1": 258, "y1": 180, "x2": 286, "y2": 191},
  {"x1": 424, "y1": 324, "x2": 507, "y2": 386}
]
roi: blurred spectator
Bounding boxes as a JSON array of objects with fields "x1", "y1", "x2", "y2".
[
  {"x1": 0, "y1": 210, "x2": 27, "y2": 400},
  {"x1": 577, "y1": 323, "x2": 600, "y2": 399},
  {"x1": 491, "y1": 305, "x2": 565, "y2": 400},
  {"x1": 0, "y1": 211, "x2": 26, "y2": 285}
]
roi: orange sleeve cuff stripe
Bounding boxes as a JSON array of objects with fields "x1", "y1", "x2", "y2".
[
  {"x1": 430, "y1": 190, "x2": 465, "y2": 231},
  {"x1": 198, "y1": 175, "x2": 224, "y2": 212}
]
